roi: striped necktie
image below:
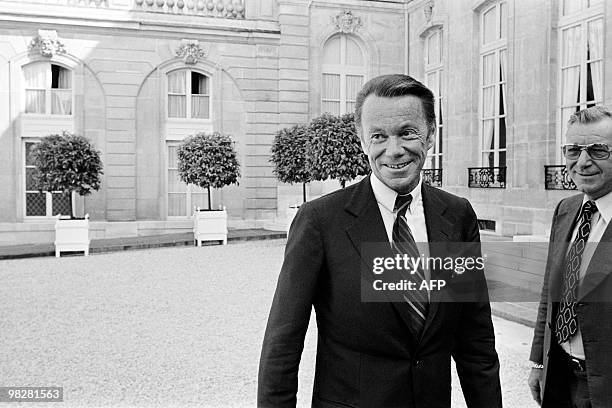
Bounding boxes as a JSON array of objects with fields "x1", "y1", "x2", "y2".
[
  {"x1": 556, "y1": 200, "x2": 597, "y2": 344},
  {"x1": 392, "y1": 193, "x2": 429, "y2": 337}
]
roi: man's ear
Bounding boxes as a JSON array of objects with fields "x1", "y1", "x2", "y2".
[
  {"x1": 426, "y1": 127, "x2": 436, "y2": 151},
  {"x1": 358, "y1": 128, "x2": 369, "y2": 154}
]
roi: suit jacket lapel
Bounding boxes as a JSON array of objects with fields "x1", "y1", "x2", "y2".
[
  {"x1": 549, "y1": 196, "x2": 582, "y2": 301},
  {"x1": 420, "y1": 184, "x2": 453, "y2": 340},
  {"x1": 579, "y1": 222, "x2": 612, "y2": 300}
]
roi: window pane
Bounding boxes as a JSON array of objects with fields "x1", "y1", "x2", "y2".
[
  {"x1": 438, "y1": 126, "x2": 443, "y2": 154},
  {"x1": 323, "y1": 36, "x2": 341, "y2": 65},
  {"x1": 562, "y1": 67, "x2": 581, "y2": 105},
  {"x1": 52, "y1": 193, "x2": 72, "y2": 216},
  {"x1": 168, "y1": 169, "x2": 186, "y2": 193},
  {"x1": 191, "y1": 95, "x2": 209, "y2": 119},
  {"x1": 168, "y1": 96, "x2": 186, "y2": 118},
  {"x1": 482, "y1": 53, "x2": 496, "y2": 85},
  {"x1": 191, "y1": 72, "x2": 208, "y2": 95},
  {"x1": 168, "y1": 145, "x2": 178, "y2": 167},
  {"x1": 499, "y1": 2, "x2": 507, "y2": 39},
  {"x1": 26, "y1": 167, "x2": 37, "y2": 190},
  {"x1": 499, "y1": 117, "x2": 506, "y2": 148},
  {"x1": 23, "y1": 63, "x2": 47, "y2": 88},
  {"x1": 345, "y1": 75, "x2": 363, "y2": 103},
  {"x1": 25, "y1": 143, "x2": 37, "y2": 166},
  {"x1": 483, "y1": 7, "x2": 497, "y2": 45},
  {"x1": 428, "y1": 31, "x2": 441, "y2": 65},
  {"x1": 168, "y1": 193, "x2": 186, "y2": 216},
  {"x1": 563, "y1": 0, "x2": 582, "y2": 15},
  {"x1": 168, "y1": 71, "x2": 186, "y2": 93},
  {"x1": 25, "y1": 90, "x2": 45, "y2": 113},
  {"x1": 51, "y1": 90, "x2": 72, "y2": 115},
  {"x1": 587, "y1": 0, "x2": 603, "y2": 7},
  {"x1": 51, "y1": 65, "x2": 71, "y2": 89},
  {"x1": 499, "y1": 151, "x2": 506, "y2": 168},
  {"x1": 483, "y1": 86, "x2": 495, "y2": 117},
  {"x1": 322, "y1": 74, "x2": 340, "y2": 99},
  {"x1": 192, "y1": 193, "x2": 209, "y2": 211},
  {"x1": 562, "y1": 26, "x2": 581, "y2": 66},
  {"x1": 26, "y1": 192, "x2": 46, "y2": 216},
  {"x1": 345, "y1": 36, "x2": 364, "y2": 66},
  {"x1": 322, "y1": 101, "x2": 340, "y2": 115}
]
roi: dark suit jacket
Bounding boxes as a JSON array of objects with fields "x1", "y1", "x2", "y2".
[
  {"x1": 258, "y1": 176, "x2": 501, "y2": 408},
  {"x1": 530, "y1": 194, "x2": 612, "y2": 408}
]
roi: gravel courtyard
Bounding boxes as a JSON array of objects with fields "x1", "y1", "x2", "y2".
[{"x1": 0, "y1": 239, "x2": 536, "y2": 407}]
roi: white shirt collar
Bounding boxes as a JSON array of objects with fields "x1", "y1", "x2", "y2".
[
  {"x1": 370, "y1": 172, "x2": 422, "y2": 213},
  {"x1": 584, "y1": 191, "x2": 612, "y2": 224}
]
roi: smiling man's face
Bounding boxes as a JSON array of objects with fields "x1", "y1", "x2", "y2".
[
  {"x1": 358, "y1": 94, "x2": 434, "y2": 194},
  {"x1": 566, "y1": 118, "x2": 612, "y2": 199}
]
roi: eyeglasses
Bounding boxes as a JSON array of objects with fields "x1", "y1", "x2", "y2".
[{"x1": 561, "y1": 143, "x2": 612, "y2": 160}]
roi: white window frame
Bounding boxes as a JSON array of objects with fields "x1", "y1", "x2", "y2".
[
  {"x1": 479, "y1": 1, "x2": 508, "y2": 168},
  {"x1": 23, "y1": 140, "x2": 74, "y2": 219},
  {"x1": 166, "y1": 69, "x2": 211, "y2": 121},
  {"x1": 424, "y1": 28, "x2": 444, "y2": 170},
  {"x1": 557, "y1": 1, "x2": 605, "y2": 161},
  {"x1": 321, "y1": 34, "x2": 366, "y2": 115},
  {"x1": 22, "y1": 62, "x2": 74, "y2": 117}
]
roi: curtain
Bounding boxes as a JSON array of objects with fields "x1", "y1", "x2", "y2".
[
  {"x1": 168, "y1": 71, "x2": 186, "y2": 117},
  {"x1": 191, "y1": 96, "x2": 209, "y2": 119},
  {"x1": 322, "y1": 73, "x2": 340, "y2": 115},
  {"x1": 345, "y1": 75, "x2": 363, "y2": 113},
  {"x1": 23, "y1": 63, "x2": 46, "y2": 113},
  {"x1": 587, "y1": 18, "x2": 603, "y2": 102}
]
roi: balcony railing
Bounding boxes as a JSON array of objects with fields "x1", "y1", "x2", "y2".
[
  {"x1": 422, "y1": 169, "x2": 442, "y2": 187},
  {"x1": 544, "y1": 165, "x2": 576, "y2": 190},
  {"x1": 3, "y1": 0, "x2": 109, "y2": 7},
  {"x1": 134, "y1": 0, "x2": 245, "y2": 18},
  {"x1": 468, "y1": 167, "x2": 507, "y2": 189}
]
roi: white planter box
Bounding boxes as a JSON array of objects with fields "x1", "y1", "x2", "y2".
[
  {"x1": 194, "y1": 208, "x2": 227, "y2": 246},
  {"x1": 55, "y1": 214, "x2": 90, "y2": 257}
]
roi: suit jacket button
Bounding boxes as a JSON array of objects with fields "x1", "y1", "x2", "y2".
[
  {"x1": 577, "y1": 302, "x2": 584, "y2": 307},
  {"x1": 415, "y1": 360, "x2": 422, "y2": 366}
]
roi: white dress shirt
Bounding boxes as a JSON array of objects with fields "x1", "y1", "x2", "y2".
[
  {"x1": 561, "y1": 190, "x2": 612, "y2": 359},
  {"x1": 370, "y1": 173, "x2": 431, "y2": 296}
]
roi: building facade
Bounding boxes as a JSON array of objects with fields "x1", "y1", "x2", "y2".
[{"x1": 0, "y1": 0, "x2": 610, "y2": 244}]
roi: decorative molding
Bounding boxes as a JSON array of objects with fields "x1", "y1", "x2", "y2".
[
  {"x1": 332, "y1": 10, "x2": 362, "y2": 33},
  {"x1": 423, "y1": 0, "x2": 435, "y2": 22},
  {"x1": 175, "y1": 39, "x2": 208, "y2": 64},
  {"x1": 28, "y1": 30, "x2": 66, "y2": 58}
]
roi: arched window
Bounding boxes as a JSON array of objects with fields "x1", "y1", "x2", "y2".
[
  {"x1": 424, "y1": 28, "x2": 444, "y2": 170},
  {"x1": 167, "y1": 69, "x2": 210, "y2": 119},
  {"x1": 23, "y1": 62, "x2": 72, "y2": 115},
  {"x1": 559, "y1": 0, "x2": 604, "y2": 145},
  {"x1": 321, "y1": 34, "x2": 366, "y2": 115},
  {"x1": 480, "y1": 1, "x2": 507, "y2": 168}
]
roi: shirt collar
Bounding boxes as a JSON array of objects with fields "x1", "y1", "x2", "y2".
[
  {"x1": 370, "y1": 172, "x2": 422, "y2": 213},
  {"x1": 584, "y1": 191, "x2": 612, "y2": 224}
]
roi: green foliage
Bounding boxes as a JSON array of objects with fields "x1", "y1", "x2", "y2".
[
  {"x1": 270, "y1": 124, "x2": 312, "y2": 184},
  {"x1": 177, "y1": 132, "x2": 240, "y2": 190},
  {"x1": 31, "y1": 131, "x2": 103, "y2": 197},
  {"x1": 306, "y1": 112, "x2": 369, "y2": 187}
]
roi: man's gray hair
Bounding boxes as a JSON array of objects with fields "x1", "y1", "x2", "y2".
[{"x1": 568, "y1": 105, "x2": 612, "y2": 125}]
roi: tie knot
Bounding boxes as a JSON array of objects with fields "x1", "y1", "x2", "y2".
[
  {"x1": 582, "y1": 200, "x2": 598, "y2": 218},
  {"x1": 394, "y1": 193, "x2": 413, "y2": 214}
]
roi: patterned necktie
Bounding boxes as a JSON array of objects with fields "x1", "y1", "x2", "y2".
[
  {"x1": 556, "y1": 200, "x2": 598, "y2": 344},
  {"x1": 392, "y1": 193, "x2": 429, "y2": 337}
]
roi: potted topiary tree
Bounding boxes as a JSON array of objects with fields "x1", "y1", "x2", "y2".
[
  {"x1": 306, "y1": 112, "x2": 369, "y2": 188},
  {"x1": 31, "y1": 131, "x2": 103, "y2": 257},
  {"x1": 270, "y1": 124, "x2": 312, "y2": 231},
  {"x1": 177, "y1": 131, "x2": 240, "y2": 246}
]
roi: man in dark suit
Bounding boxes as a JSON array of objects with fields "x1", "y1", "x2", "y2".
[
  {"x1": 258, "y1": 74, "x2": 501, "y2": 408},
  {"x1": 529, "y1": 106, "x2": 612, "y2": 408}
]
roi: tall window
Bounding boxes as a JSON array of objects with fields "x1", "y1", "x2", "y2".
[
  {"x1": 24, "y1": 141, "x2": 72, "y2": 217},
  {"x1": 559, "y1": 0, "x2": 604, "y2": 142},
  {"x1": 480, "y1": 1, "x2": 507, "y2": 168},
  {"x1": 321, "y1": 34, "x2": 366, "y2": 115},
  {"x1": 23, "y1": 63, "x2": 72, "y2": 115},
  {"x1": 167, "y1": 70, "x2": 210, "y2": 119},
  {"x1": 167, "y1": 144, "x2": 209, "y2": 217},
  {"x1": 424, "y1": 28, "x2": 444, "y2": 170}
]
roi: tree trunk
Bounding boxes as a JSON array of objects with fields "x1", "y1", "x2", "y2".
[
  {"x1": 302, "y1": 182, "x2": 307, "y2": 203},
  {"x1": 207, "y1": 186, "x2": 212, "y2": 210}
]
